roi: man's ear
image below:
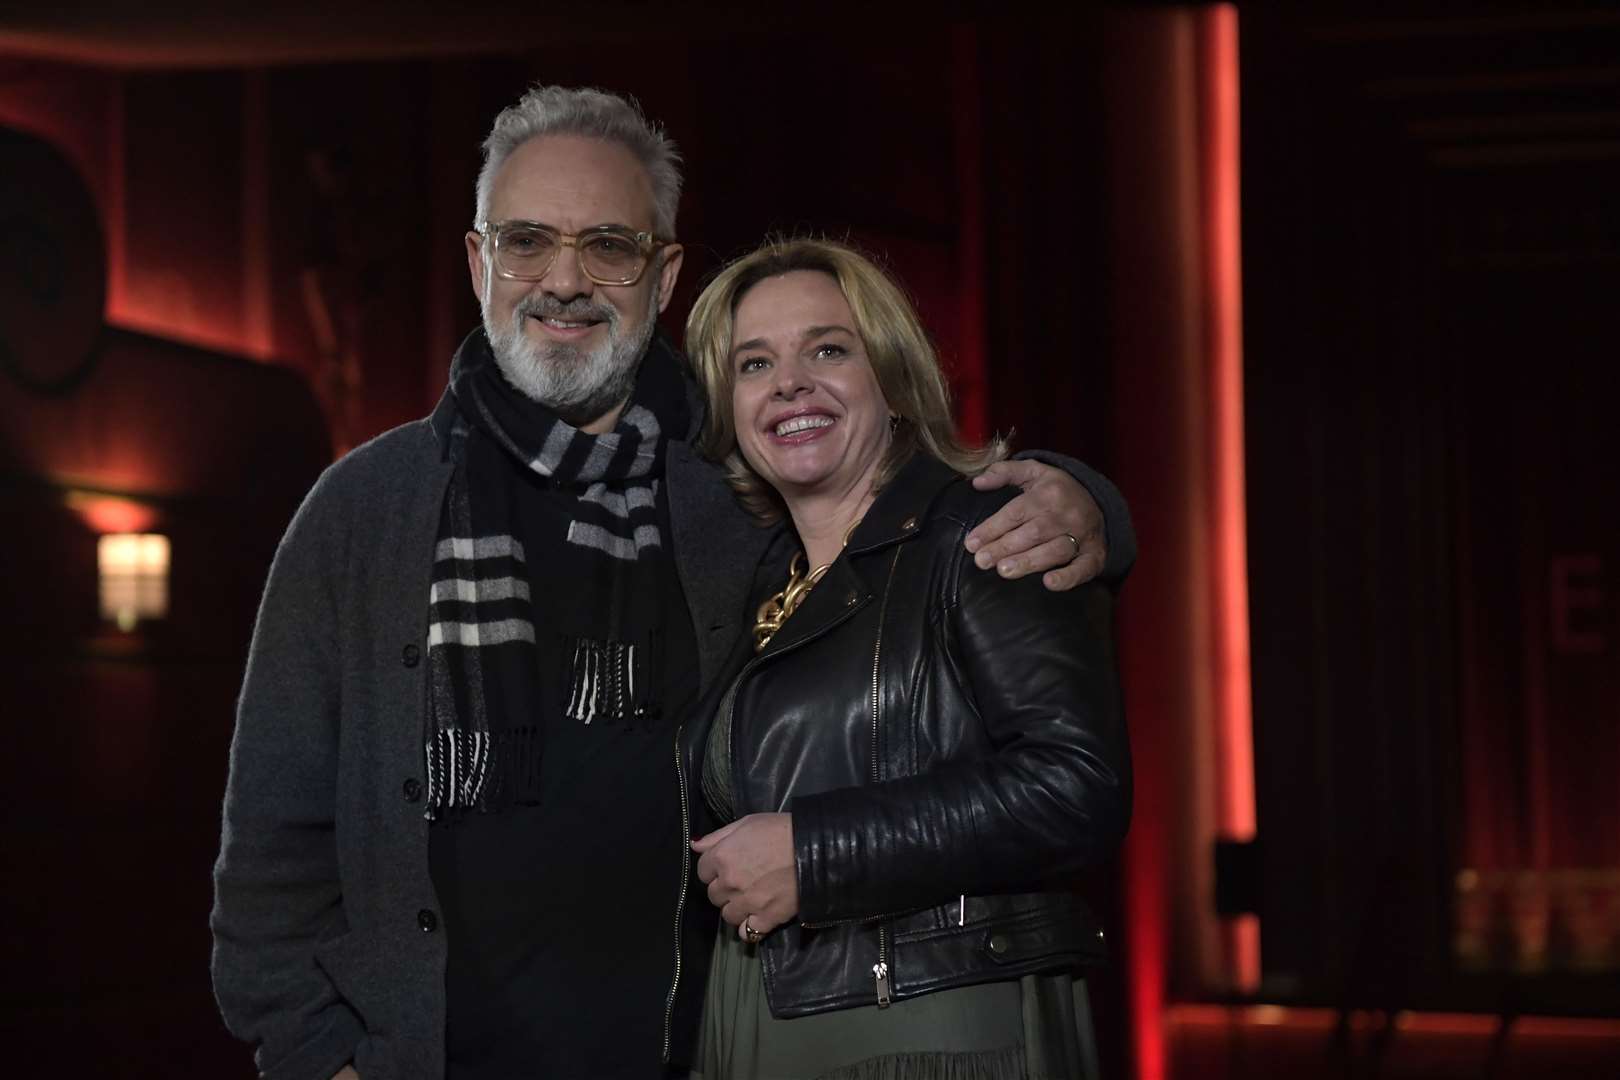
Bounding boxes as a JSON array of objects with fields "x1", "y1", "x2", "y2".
[
  {"x1": 655, "y1": 244, "x2": 684, "y2": 315},
  {"x1": 466, "y1": 231, "x2": 488, "y2": 304}
]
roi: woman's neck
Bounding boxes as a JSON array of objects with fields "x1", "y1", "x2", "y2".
[{"x1": 785, "y1": 483, "x2": 877, "y2": 570}]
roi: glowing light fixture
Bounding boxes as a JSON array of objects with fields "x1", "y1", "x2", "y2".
[
  {"x1": 64, "y1": 491, "x2": 159, "y2": 534},
  {"x1": 98, "y1": 533, "x2": 169, "y2": 631}
]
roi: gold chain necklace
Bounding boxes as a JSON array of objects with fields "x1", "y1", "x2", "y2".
[
  {"x1": 752, "y1": 551, "x2": 832, "y2": 652},
  {"x1": 752, "y1": 520, "x2": 861, "y2": 652}
]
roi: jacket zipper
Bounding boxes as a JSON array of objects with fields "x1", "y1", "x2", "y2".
[
  {"x1": 869, "y1": 546, "x2": 903, "y2": 1007},
  {"x1": 662, "y1": 723, "x2": 692, "y2": 1062},
  {"x1": 693, "y1": 546, "x2": 906, "y2": 1017},
  {"x1": 870, "y1": 624, "x2": 892, "y2": 1007},
  {"x1": 665, "y1": 590, "x2": 869, "y2": 1056}
]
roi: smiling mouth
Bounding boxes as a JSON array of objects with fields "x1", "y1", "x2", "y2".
[
  {"x1": 531, "y1": 315, "x2": 601, "y2": 333},
  {"x1": 773, "y1": 415, "x2": 835, "y2": 438}
]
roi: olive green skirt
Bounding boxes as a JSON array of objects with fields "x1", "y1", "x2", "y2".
[{"x1": 689, "y1": 926, "x2": 1100, "y2": 1080}]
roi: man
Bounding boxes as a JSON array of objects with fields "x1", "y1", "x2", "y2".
[{"x1": 211, "y1": 86, "x2": 1134, "y2": 1080}]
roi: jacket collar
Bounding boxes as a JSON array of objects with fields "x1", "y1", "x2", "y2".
[
  {"x1": 755, "y1": 453, "x2": 964, "y2": 659},
  {"x1": 846, "y1": 452, "x2": 963, "y2": 555},
  {"x1": 429, "y1": 384, "x2": 459, "y2": 458}
]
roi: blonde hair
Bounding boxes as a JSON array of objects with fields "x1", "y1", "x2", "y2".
[{"x1": 686, "y1": 237, "x2": 1006, "y2": 523}]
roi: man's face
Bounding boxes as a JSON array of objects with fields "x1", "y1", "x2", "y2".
[{"x1": 466, "y1": 134, "x2": 683, "y2": 431}]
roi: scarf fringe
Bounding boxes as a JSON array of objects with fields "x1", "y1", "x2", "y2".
[
  {"x1": 424, "y1": 725, "x2": 547, "y2": 818},
  {"x1": 562, "y1": 631, "x2": 661, "y2": 725}
]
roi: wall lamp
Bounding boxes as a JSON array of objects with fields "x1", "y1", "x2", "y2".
[{"x1": 97, "y1": 532, "x2": 169, "y2": 631}]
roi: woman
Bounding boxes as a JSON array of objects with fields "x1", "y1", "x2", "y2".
[{"x1": 679, "y1": 239, "x2": 1130, "y2": 1080}]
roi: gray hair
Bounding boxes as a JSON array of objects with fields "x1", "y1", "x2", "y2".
[{"x1": 474, "y1": 85, "x2": 683, "y2": 238}]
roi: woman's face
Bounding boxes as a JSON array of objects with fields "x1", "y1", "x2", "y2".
[{"x1": 729, "y1": 271, "x2": 892, "y2": 505}]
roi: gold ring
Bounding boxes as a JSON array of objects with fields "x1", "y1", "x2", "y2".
[
  {"x1": 1063, "y1": 533, "x2": 1081, "y2": 561},
  {"x1": 743, "y1": 917, "x2": 762, "y2": 944}
]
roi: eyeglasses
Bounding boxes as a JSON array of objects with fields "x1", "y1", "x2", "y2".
[{"x1": 476, "y1": 220, "x2": 670, "y2": 286}]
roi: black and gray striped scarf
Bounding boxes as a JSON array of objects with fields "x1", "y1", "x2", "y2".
[{"x1": 423, "y1": 329, "x2": 687, "y2": 817}]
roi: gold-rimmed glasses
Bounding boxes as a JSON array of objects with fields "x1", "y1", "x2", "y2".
[{"x1": 476, "y1": 220, "x2": 669, "y2": 286}]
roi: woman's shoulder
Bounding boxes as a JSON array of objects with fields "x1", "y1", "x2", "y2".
[
  {"x1": 921, "y1": 470, "x2": 1017, "y2": 533},
  {"x1": 857, "y1": 455, "x2": 1016, "y2": 563}
]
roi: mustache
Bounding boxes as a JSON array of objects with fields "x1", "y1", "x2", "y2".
[{"x1": 513, "y1": 295, "x2": 618, "y2": 325}]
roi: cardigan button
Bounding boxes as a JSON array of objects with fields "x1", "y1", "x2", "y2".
[
  {"x1": 418, "y1": 909, "x2": 438, "y2": 933},
  {"x1": 987, "y1": 933, "x2": 1009, "y2": 956},
  {"x1": 402, "y1": 643, "x2": 421, "y2": 667},
  {"x1": 402, "y1": 777, "x2": 422, "y2": 803}
]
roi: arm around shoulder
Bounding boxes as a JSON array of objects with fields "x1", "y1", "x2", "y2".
[{"x1": 1011, "y1": 449, "x2": 1137, "y2": 582}]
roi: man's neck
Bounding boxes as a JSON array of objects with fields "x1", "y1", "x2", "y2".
[{"x1": 578, "y1": 400, "x2": 627, "y2": 435}]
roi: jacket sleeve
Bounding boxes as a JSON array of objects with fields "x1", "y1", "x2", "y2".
[
  {"x1": 210, "y1": 470, "x2": 363, "y2": 1080},
  {"x1": 1010, "y1": 449, "x2": 1137, "y2": 583},
  {"x1": 791, "y1": 554, "x2": 1132, "y2": 924}
]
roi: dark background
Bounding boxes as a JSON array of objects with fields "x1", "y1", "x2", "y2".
[{"x1": 1, "y1": 3, "x2": 1617, "y2": 1077}]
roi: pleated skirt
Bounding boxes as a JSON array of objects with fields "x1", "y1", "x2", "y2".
[{"x1": 689, "y1": 926, "x2": 1100, "y2": 1080}]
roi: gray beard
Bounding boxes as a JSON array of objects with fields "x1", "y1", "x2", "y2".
[{"x1": 482, "y1": 279, "x2": 658, "y2": 429}]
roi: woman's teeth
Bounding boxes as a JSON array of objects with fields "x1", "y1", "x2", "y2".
[{"x1": 774, "y1": 415, "x2": 835, "y2": 437}]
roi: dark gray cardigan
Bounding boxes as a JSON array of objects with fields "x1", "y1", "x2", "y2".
[{"x1": 209, "y1": 382, "x2": 1133, "y2": 1080}]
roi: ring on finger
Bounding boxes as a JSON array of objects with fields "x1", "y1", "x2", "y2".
[
  {"x1": 1062, "y1": 532, "x2": 1081, "y2": 561},
  {"x1": 743, "y1": 916, "x2": 762, "y2": 944}
]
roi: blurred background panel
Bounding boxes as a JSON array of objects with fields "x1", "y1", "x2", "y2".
[{"x1": 0, "y1": 3, "x2": 1616, "y2": 1077}]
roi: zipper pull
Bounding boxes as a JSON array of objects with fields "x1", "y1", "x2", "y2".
[
  {"x1": 958, "y1": 894, "x2": 965, "y2": 927},
  {"x1": 872, "y1": 960, "x2": 893, "y2": 1007}
]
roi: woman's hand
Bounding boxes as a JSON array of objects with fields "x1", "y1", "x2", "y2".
[{"x1": 692, "y1": 813, "x2": 799, "y2": 941}]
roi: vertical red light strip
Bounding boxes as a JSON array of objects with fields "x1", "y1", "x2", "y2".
[
  {"x1": 1117, "y1": 14, "x2": 1197, "y2": 1074},
  {"x1": 1200, "y1": 2, "x2": 1261, "y2": 994},
  {"x1": 1128, "y1": 792, "x2": 1169, "y2": 1080}
]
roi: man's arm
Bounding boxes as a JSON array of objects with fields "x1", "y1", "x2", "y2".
[
  {"x1": 966, "y1": 452, "x2": 1137, "y2": 591},
  {"x1": 211, "y1": 473, "x2": 363, "y2": 1080}
]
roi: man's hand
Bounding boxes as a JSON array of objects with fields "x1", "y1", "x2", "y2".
[
  {"x1": 692, "y1": 813, "x2": 799, "y2": 941},
  {"x1": 967, "y1": 459, "x2": 1107, "y2": 591},
  {"x1": 331, "y1": 1067, "x2": 359, "y2": 1080}
]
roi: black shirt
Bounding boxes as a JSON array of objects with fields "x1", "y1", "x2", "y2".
[{"x1": 430, "y1": 484, "x2": 701, "y2": 1079}]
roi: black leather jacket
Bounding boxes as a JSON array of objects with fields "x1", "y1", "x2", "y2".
[{"x1": 676, "y1": 452, "x2": 1131, "y2": 1021}]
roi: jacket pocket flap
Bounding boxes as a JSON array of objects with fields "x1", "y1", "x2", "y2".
[{"x1": 979, "y1": 909, "x2": 1105, "y2": 966}]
